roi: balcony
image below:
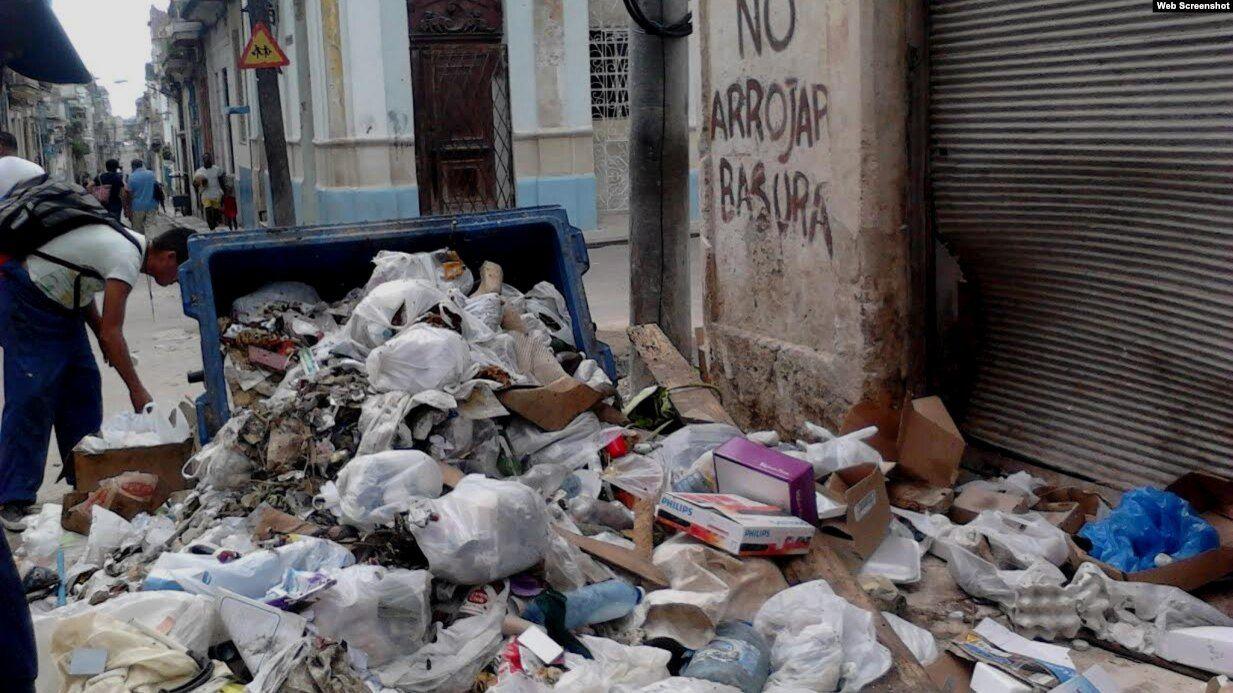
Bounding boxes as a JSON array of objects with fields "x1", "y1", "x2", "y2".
[{"x1": 169, "y1": 21, "x2": 203, "y2": 47}]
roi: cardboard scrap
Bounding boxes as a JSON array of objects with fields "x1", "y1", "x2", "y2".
[
  {"x1": 889, "y1": 478, "x2": 955, "y2": 514},
  {"x1": 252, "y1": 505, "x2": 322, "y2": 540},
  {"x1": 950, "y1": 486, "x2": 1030, "y2": 524},
  {"x1": 554, "y1": 527, "x2": 669, "y2": 588},
  {"x1": 897, "y1": 396, "x2": 966, "y2": 488},
  {"x1": 498, "y1": 377, "x2": 604, "y2": 432}
]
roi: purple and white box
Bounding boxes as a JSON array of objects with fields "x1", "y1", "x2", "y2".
[{"x1": 712, "y1": 437, "x2": 818, "y2": 523}]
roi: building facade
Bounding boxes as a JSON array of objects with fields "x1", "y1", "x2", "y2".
[
  {"x1": 1, "y1": 72, "x2": 120, "y2": 185},
  {"x1": 146, "y1": 0, "x2": 701, "y2": 235}
]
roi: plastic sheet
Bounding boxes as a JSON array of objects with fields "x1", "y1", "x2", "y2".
[
  {"x1": 556, "y1": 635, "x2": 672, "y2": 692},
  {"x1": 144, "y1": 537, "x2": 355, "y2": 598},
  {"x1": 329, "y1": 450, "x2": 444, "y2": 530},
  {"x1": 1078, "y1": 487, "x2": 1219, "y2": 573},
  {"x1": 507, "y1": 413, "x2": 624, "y2": 471},
  {"x1": 960, "y1": 511, "x2": 1070, "y2": 568},
  {"x1": 883, "y1": 612, "x2": 939, "y2": 666},
  {"x1": 310, "y1": 565, "x2": 432, "y2": 667},
  {"x1": 409, "y1": 475, "x2": 552, "y2": 585}
]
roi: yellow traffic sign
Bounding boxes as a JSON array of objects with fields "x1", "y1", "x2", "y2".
[{"x1": 239, "y1": 23, "x2": 289, "y2": 69}]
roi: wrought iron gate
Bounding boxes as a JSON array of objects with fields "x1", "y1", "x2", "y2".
[{"x1": 590, "y1": 24, "x2": 631, "y2": 215}]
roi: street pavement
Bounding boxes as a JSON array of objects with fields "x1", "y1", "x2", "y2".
[{"x1": 0, "y1": 212, "x2": 702, "y2": 505}]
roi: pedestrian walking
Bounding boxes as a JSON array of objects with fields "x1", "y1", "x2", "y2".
[
  {"x1": 125, "y1": 159, "x2": 158, "y2": 234},
  {"x1": 222, "y1": 175, "x2": 239, "y2": 231},
  {"x1": 93, "y1": 158, "x2": 125, "y2": 223},
  {"x1": 0, "y1": 155, "x2": 195, "y2": 531},
  {"x1": 193, "y1": 152, "x2": 227, "y2": 230}
]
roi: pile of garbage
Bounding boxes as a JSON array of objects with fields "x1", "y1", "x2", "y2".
[{"x1": 16, "y1": 245, "x2": 1233, "y2": 692}]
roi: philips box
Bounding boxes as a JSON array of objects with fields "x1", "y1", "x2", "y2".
[
  {"x1": 655, "y1": 492, "x2": 815, "y2": 557},
  {"x1": 713, "y1": 437, "x2": 817, "y2": 523}
]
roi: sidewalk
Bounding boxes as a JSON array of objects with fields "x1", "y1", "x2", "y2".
[{"x1": 142, "y1": 210, "x2": 212, "y2": 236}]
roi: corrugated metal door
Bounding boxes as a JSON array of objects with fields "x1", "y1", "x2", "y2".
[{"x1": 929, "y1": 1, "x2": 1233, "y2": 488}]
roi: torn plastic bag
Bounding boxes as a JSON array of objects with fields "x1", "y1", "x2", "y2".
[
  {"x1": 961, "y1": 511, "x2": 1070, "y2": 568},
  {"x1": 753, "y1": 580, "x2": 891, "y2": 692},
  {"x1": 82, "y1": 505, "x2": 141, "y2": 565},
  {"x1": 556, "y1": 635, "x2": 672, "y2": 692},
  {"x1": 651, "y1": 424, "x2": 742, "y2": 483},
  {"x1": 507, "y1": 413, "x2": 624, "y2": 471},
  {"x1": 336, "y1": 279, "x2": 448, "y2": 359},
  {"x1": 364, "y1": 248, "x2": 475, "y2": 294},
  {"x1": 373, "y1": 583, "x2": 508, "y2": 691},
  {"x1": 644, "y1": 535, "x2": 788, "y2": 650},
  {"x1": 604, "y1": 453, "x2": 668, "y2": 501},
  {"x1": 883, "y1": 612, "x2": 939, "y2": 666},
  {"x1": 330, "y1": 450, "x2": 443, "y2": 530},
  {"x1": 232, "y1": 281, "x2": 322, "y2": 320},
  {"x1": 76, "y1": 401, "x2": 191, "y2": 453},
  {"x1": 357, "y1": 391, "x2": 416, "y2": 455},
  {"x1": 795, "y1": 424, "x2": 883, "y2": 478},
  {"x1": 543, "y1": 505, "x2": 617, "y2": 591},
  {"x1": 574, "y1": 359, "x2": 614, "y2": 390},
  {"x1": 181, "y1": 412, "x2": 256, "y2": 490},
  {"x1": 408, "y1": 475, "x2": 552, "y2": 585},
  {"x1": 144, "y1": 536, "x2": 355, "y2": 598},
  {"x1": 634, "y1": 679, "x2": 743, "y2": 693},
  {"x1": 523, "y1": 281, "x2": 575, "y2": 347},
  {"x1": 1078, "y1": 487, "x2": 1219, "y2": 573},
  {"x1": 367, "y1": 324, "x2": 473, "y2": 394},
  {"x1": 247, "y1": 637, "x2": 369, "y2": 693},
  {"x1": 130, "y1": 513, "x2": 176, "y2": 555},
  {"x1": 310, "y1": 565, "x2": 432, "y2": 667},
  {"x1": 430, "y1": 417, "x2": 503, "y2": 477},
  {"x1": 465, "y1": 291, "x2": 504, "y2": 333}
]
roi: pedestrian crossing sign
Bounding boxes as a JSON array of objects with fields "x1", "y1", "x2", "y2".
[{"x1": 239, "y1": 23, "x2": 289, "y2": 69}]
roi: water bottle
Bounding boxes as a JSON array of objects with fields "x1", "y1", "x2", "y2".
[
  {"x1": 522, "y1": 579, "x2": 644, "y2": 630},
  {"x1": 681, "y1": 621, "x2": 771, "y2": 693}
]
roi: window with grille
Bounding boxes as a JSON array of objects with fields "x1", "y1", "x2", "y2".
[{"x1": 589, "y1": 28, "x2": 630, "y2": 120}]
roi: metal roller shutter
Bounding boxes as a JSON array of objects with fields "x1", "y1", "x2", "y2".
[{"x1": 928, "y1": 0, "x2": 1233, "y2": 488}]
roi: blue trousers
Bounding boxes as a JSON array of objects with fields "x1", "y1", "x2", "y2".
[{"x1": 0, "y1": 260, "x2": 102, "y2": 505}]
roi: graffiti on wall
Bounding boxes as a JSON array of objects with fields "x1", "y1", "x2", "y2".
[{"x1": 709, "y1": 0, "x2": 833, "y2": 256}]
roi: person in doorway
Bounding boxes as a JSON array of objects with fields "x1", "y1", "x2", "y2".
[
  {"x1": 193, "y1": 153, "x2": 226, "y2": 230},
  {"x1": 93, "y1": 158, "x2": 125, "y2": 223},
  {"x1": 0, "y1": 131, "x2": 16, "y2": 158},
  {"x1": 0, "y1": 156, "x2": 195, "y2": 531},
  {"x1": 126, "y1": 159, "x2": 158, "y2": 234}
]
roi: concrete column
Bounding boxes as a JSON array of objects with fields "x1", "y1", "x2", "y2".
[{"x1": 700, "y1": 0, "x2": 909, "y2": 433}]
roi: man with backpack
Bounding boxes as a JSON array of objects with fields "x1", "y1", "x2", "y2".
[
  {"x1": 93, "y1": 159, "x2": 126, "y2": 223},
  {"x1": 0, "y1": 155, "x2": 195, "y2": 531}
]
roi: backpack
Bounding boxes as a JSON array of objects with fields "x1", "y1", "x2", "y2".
[
  {"x1": 0, "y1": 174, "x2": 141, "y2": 307},
  {"x1": 91, "y1": 181, "x2": 111, "y2": 205}
]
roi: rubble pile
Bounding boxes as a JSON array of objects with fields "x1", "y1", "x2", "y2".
[{"x1": 16, "y1": 246, "x2": 1233, "y2": 692}]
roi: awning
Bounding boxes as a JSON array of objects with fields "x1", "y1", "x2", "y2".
[{"x1": 0, "y1": 0, "x2": 92, "y2": 84}]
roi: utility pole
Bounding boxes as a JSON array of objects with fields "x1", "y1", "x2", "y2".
[
  {"x1": 627, "y1": 0, "x2": 692, "y2": 366},
  {"x1": 247, "y1": 0, "x2": 295, "y2": 227}
]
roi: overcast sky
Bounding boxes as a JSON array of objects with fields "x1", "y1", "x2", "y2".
[{"x1": 51, "y1": 0, "x2": 171, "y2": 119}]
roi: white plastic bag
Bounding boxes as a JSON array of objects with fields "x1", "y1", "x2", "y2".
[
  {"x1": 507, "y1": 413, "x2": 624, "y2": 471},
  {"x1": 331, "y1": 450, "x2": 444, "y2": 530},
  {"x1": 604, "y1": 453, "x2": 668, "y2": 501},
  {"x1": 181, "y1": 413, "x2": 255, "y2": 490},
  {"x1": 556, "y1": 635, "x2": 671, "y2": 692},
  {"x1": 364, "y1": 248, "x2": 475, "y2": 294},
  {"x1": 409, "y1": 475, "x2": 551, "y2": 585},
  {"x1": 795, "y1": 424, "x2": 883, "y2": 478},
  {"x1": 883, "y1": 612, "x2": 939, "y2": 666},
  {"x1": 961, "y1": 511, "x2": 1070, "y2": 568},
  {"x1": 634, "y1": 679, "x2": 743, "y2": 693},
  {"x1": 367, "y1": 324, "x2": 473, "y2": 394},
  {"x1": 310, "y1": 565, "x2": 433, "y2": 667},
  {"x1": 76, "y1": 401, "x2": 191, "y2": 453},
  {"x1": 957, "y1": 471, "x2": 1048, "y2": 506},
  {"x1": 83, "y1": 506, "x2": 140, "y2": 565},
  {"x1": 18, "y1": 504, "x2": 86, "y2": 568},
  {"x1": 337, "y1": 279, "x2": 448, "y2": 359},
  {"x1": 650, "y1": 424, "x2": 742, "y2": 481},
  {"x1": 754, "y1": 580, "x2": 891, "y2": 692},
  {"x1": 373, "y1": 584, "x2": 508, "y2": 691},
  {"x1": 523, "y1": 281, "x2": 575, "y2": 346},
  {"x1": 144, "y1": 537, "x2": 355, "y2": 598}
]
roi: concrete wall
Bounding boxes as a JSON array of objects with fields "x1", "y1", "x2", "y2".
[{"x1": 700, "y1": 0, "x2": 910, "y2": 434}]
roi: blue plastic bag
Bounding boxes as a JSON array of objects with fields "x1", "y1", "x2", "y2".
[{"x1": 1078, "y1": 487, "x2": 1218, "y2": 572}]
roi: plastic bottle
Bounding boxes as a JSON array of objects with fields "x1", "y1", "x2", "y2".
[
  {"x1": 517, "y1": 463, "x2": 572, "y2": 497},
  {"x1": 566, "y1": 497, "x2": 635, "y2": 530},
  {"x1": 522, "y1": 579, "x2": 644, "y2": 630},
  {"x1": 681, "y1": 621, "x2": 771, "y2": 693}
]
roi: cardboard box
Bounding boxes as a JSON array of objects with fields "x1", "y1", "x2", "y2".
[
  {"x1": 61, "y1": 487, "x2": 156, "y2": 535},
  {"x1": 819, "y1": 463, "x2": 892, "y2": 558},
  {"x1": 897, "y1": 396, "x2": 966, "y2": 488},
  {"x1": 497, "y1": 377, "x2": 604, "y2": 431},
  {"x1": 1033, "y1": 486, "x2": 1102, "y2": 534},
  {"x1": 712, "y1": 437, "x2": 817, "y2": 523},
  {"x1": 1068, "y1": 472, "x2": 1233, "y2": 591},
  {"x1": 950, "y1": 486, "x2": 1030, "y2": 524},
  {"x1": 655, "y1": 492, "x2": 815, "y2": 557},
  {"x1": 72, "y1": 439, "x2": 194, "y2": 508}
]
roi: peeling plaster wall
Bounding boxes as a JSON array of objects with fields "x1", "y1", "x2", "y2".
[{"x1": 700, "y1": 0, "x2": 909, "y2": 434}]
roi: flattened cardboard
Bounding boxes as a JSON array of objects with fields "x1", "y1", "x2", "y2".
[
  {"x1": 897, "y1": 396, "x2": 965, "y2": 488},
  {"x1": 1068, "y1": 472, "x2": 1233, "y2": 591},
  {"x1": 655, "y1": 492, "x2": 815, "y2": 557},
  {"x1": 820, "y1": 463, "x2": 892, "y2": 559},
  {"x1": 713, "y1": 437, "x2": 817, "y2": 522},
  {"x1": 554, "y1": 526, "x2": 669, "y2": 588},
  {"x1": 950, "y1": 487, "x2": 1030, "y2": 525},
  {"x1": 498, "y1": 377, "x2": 604, "y2": 431}
]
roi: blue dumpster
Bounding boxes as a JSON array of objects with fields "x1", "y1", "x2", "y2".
[{"x1": 180, "y1": 206, "x2": 616, "y2": 442}]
